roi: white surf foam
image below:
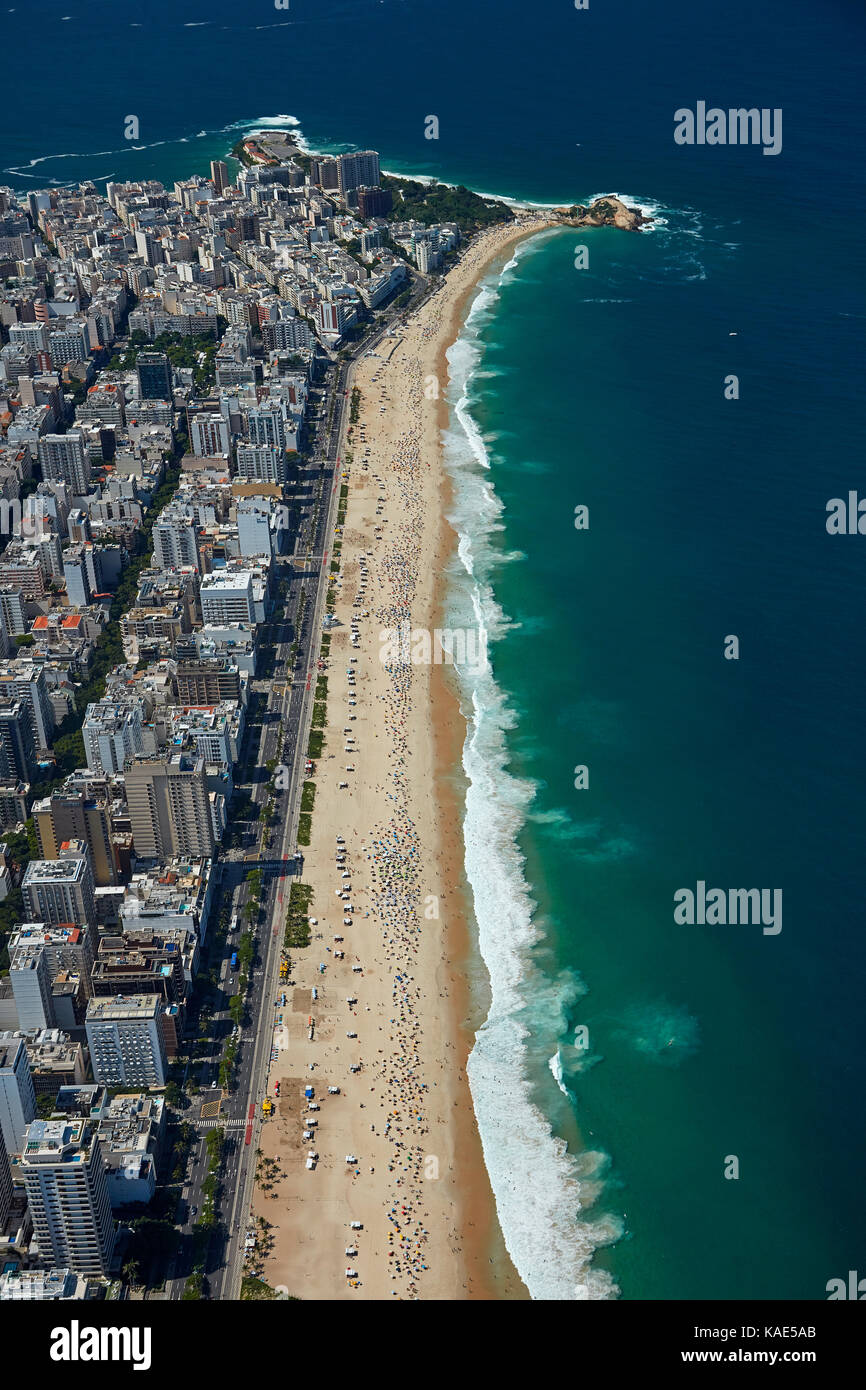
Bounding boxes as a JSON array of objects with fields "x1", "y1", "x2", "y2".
[
  {"x1": 443, "y1": 256, "x2": 622, "y2": 1300},
  {"x1": 549, "y1": 1048, "x2": 571, "y2": 1096}
]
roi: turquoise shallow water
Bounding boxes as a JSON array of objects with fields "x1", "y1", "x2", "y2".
[{"x1": 4, "y1": 0, "x2": 863, "y2": 1301}]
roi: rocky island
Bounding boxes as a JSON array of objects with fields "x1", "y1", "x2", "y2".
[{"x1": 555, "y1": 195, "x2": 650, "y2": 230}]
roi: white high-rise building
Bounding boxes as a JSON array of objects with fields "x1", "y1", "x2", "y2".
[
  {"x1": 62, "y1": 540, "x2": 108, "y2": 605},
  {"x1": 9, "y1": 322, "x2": 50, "y2": 354},
  {"x1": 85, "y1": 995, "x2": 168, "y2": 1088},
  {"x1": 237, "y1": 496, "x2": 274, "y2": 559},
  {"x1": 0, "y1": 661, "x2": 55, "y2": 760},
  {"x1": 200, "y1": 571, "x2": 256, "y2": 625},
  {"x1": 0, "y1": 588, "x2": 27, "y2": 637},
  {"x1": 22, "y1": 851, "x2": 96, "y2": 928},
  {"x1": 262, "y1": 315, "x2": 312, "y2": 352},
  {"x1": 9, "y1": 945, "x2": 54, "y2": 1031},
  {"x1": 246, "y1": 400, "x2": 286, "y2": 449},
  {"x1": 19, "y1": 1118, "x2": 115, "y2": 1275},
  {"x1": 316, "y1": 301, "x2": 354, "y2": 338},
  {"x1": 83, "y1": 699, "x2": 144, "y2": 774},
  {"x1": 0, "y1": 1035, "x2": 37, "y2": 1156},
  {"x1": 190, "y1": 411, "x2": 231, "y2": 456},
  {"x1": 47, "y1": 321, "x2": 91, "y2": 366},
  {"x1": 152, "y1": 512, "x2": 201, "y2": 570},
  {"x1": 235, "y1": 443, "x2": 288, "y2": 485}
]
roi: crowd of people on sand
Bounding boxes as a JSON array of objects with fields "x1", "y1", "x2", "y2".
[
  {"x1": 360, "y1": 349, "x2": 435, "y2": 1298},
  {"x1": 347, "y1": 253, "x2": 510, "y2": 1294}
]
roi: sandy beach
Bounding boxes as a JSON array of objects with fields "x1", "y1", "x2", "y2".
[{"x1": 252, "y1": 213, "x2": 555, "y2": 1300}]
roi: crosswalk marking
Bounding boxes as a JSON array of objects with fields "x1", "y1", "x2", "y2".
[{"x1": 196, "y1": 1117, "x2": 253, "y2": 1129}]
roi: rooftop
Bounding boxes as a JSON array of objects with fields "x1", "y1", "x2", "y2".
[
  {"x1": 11, "y1": 922, "x2": 84, "y2": 944},
  {"x1": 200, "y1": 570, "x2": 254, "y2": 591},
  {"x1": 0, "y1": 1039, "x2": 25, "y2": 1070},
  {"x1": 21, "y1": 1117, "x2": 89, "y2": 1162},
  {"x1": 85, "y1": 993, "x2": 161, "y2": 1022},
  {"x1": 23, "y1": 857, "x2": 88, "y2": 885}
]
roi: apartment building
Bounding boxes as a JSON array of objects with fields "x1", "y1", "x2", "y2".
[
  {"x1": 19, "y1": 1117, "x2": 115, "y2": 1275},
  {"x1": 85, "y1": 994, "x2": 167, "y2": 1088},
  {"x1": 125, "y1": 751, "x2": 217, "y2": 859}
]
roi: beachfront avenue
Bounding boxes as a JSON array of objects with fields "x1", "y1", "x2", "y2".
[{"x1": 168, "y1": 354, "x2": 352, "y2": 1302}]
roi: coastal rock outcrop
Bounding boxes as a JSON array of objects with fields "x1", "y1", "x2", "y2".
[{"x1": 555, "y1": 195, "x2": 649, "y2": 230}]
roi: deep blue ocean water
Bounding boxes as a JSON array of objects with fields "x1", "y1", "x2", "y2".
[{"x1": 4, "y1": 0, "x2": 864, "y2": 1299}]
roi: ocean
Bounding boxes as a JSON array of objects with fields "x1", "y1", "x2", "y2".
[{"x1": 5, "y1": 0, "x2": 864, "y2": 1301}]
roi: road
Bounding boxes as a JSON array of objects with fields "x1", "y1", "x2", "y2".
[
  {"x1": 163, "y1": 356, "x2": 349, "y2": 1299},
  {"x1": 213, "y1": 366, "x2": 349, "y2": 1300}
]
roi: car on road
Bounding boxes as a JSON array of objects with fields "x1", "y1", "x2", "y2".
[{"x1": 211, "y1": 1080, "x2": 218, "y2": 1089}]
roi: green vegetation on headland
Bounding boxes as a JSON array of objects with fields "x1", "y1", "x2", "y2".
[
  {"x1": 230, "y1": 141, "x2": 253, "y2": 168},
  {"x1": 230, "y1": 139, "x2": 277, "y2": 169},
  {"x1": 382, "y1": 175, "x2": 514, "y2": 233}
]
